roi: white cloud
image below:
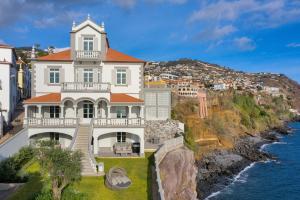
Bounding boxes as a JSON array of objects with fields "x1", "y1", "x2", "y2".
[
  {"x1": 189, "y1": 0, "x2": 300, "y2": 28},
  {"x1": 0, "y1": 38, "x2": 5, "y2": 44},
  {"x1": 234, "y1": 37, "x2": 256, "y2": 51},
  {"x1": 196, "y1": 25, "x2": 237, "y2": 41},
  {"x1": 287, "y1": 43, "x2": 300, "y2": 48},
  {"x1": 111, "y1": 0, "x2": 136, "y2": 9},
  {"x1": 148, "y1": 0, "x2": 187, "y2": 4}
]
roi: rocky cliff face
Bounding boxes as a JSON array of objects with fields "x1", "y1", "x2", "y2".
[{"x1": 159, "y1": 147, "x2": 198, "y2": 200}]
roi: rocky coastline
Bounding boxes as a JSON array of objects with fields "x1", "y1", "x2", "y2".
[{"x1": 196, "y1": 124, "x2": 294, "y2": 200}]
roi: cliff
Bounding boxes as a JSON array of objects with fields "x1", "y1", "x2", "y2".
[{"x1": 159, "y1": 147, "x2": 198, "y2": 200}]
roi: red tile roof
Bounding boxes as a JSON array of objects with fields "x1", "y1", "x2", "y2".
[
  {"x1": 24, "y1": 93, "x2": 61, "y2": 104},
  {"x1": 36, "y1": 49, "x2": 72, "y2": 61},
  {"x1": 106, "y1": 48, "x2": 145, "y2": 63},
  {"x1": 0, "y1": 44, "x2": 13, "y2": 49},
  {"x1": 36, "y1": 48, "x2": 145, "y2": 63},
  {"x1": 110, "y1": 93, "x2": 144, "y2": 103}
]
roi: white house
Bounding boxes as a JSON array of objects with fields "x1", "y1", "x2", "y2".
[
  {"x1": 0, "y1": 44, "x2": 18, "y2": 136},
  {"x1": 23, "y1": 17, "x2": 155, "y2": 175}
]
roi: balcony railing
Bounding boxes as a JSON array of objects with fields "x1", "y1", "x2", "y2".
[
  {"x1": 94, "y1": 118, "x2": 145, "y2": 127},
  {"x1": 61, "y1": 82, "x2": 110, "y2": 92},
  {"x1": 76, "y1": 50, "x2": 101, "y2": 60},
  {"x1": 24, "y1": 118, "x2": 79, "y2": 127}
]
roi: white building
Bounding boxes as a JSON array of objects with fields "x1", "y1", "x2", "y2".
[
  {"x1": 23, "y1": 17, "x2": 157, "y2": 175},
  {"x1": 213, "y1": 83, "x2": 228, "y2": 91},
  {"x1": 0, "y1": 44, "x2": 18, "y2": 135},
  {"x1": 159, "y1": 73, "x2": 178, "y2": 80}
]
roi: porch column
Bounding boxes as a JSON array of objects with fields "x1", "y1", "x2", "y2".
[
  {"x1": 74, "y1": 105, "x2": 77, "y2": 118},
  {"x1": 140, "y1": 133, "x2": 145, "y2": 157},
  {"x1": 140, "y1": 105, "x2": 144, "y2": 118},
  {"x1": 94, "y1": 104, "x2": 98, "y2": 118},
  {"x1": 37, "y1": 105, "x2": 42, "y2": 118},
  {"x1": 93, "y1": 137, "x2": 98, "y2": 155},
  {"x1": 128, "y1": 105, "x2": 132, "y2": 118},
  {"x1": 107, "y1": 106, "x2": 111, "y2": 118},
  {"x1": 60, "y1": 105, "x2": 64, "y2": 118},
  {"x1": 24, "y1": 105, "x2": 28, "y2": 118}
]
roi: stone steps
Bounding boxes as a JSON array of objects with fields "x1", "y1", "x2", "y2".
[{"x1": 73, "y1": 125, "x2": 102, "y2": 176}]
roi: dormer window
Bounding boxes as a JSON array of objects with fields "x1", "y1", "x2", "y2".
[{"x1": 83, "y1": 37, "x2": 93, "y2": 51}]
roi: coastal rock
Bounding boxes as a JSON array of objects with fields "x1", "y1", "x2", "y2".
[
  {"x1": 159, "y1": 147, "x2": 198, "y2": 200},
  {"x1": 196, "y1": 135, "x2": 274, "y2": 199}
]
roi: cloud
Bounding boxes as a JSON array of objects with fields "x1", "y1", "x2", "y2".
[
  {"x1": 0, "y1": 38, "x2": 5, "y2": 44},
  {"x1": 148, "y1": 0, "x2": 187, "y2": 4},
  {"x1": 189, "y1": 0, "x2": 300, "y2": 28},
  {"x1": 195, "y1": 25, "x2": 237, "y2": 41},
  {"x1": 234, "y1": 37, "x2": 256, "y2": 51},
  {"x1": 111, "y1": 0, "x2": 136, "y2": 9},
  {"x1": 287, "y1": 43, "x2": 300, "y2": 48}
]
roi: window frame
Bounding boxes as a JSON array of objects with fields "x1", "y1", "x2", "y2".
[
  {"x1": 117, "y1": 132, "x2": 126, "y2": 143},
  {"x1": 49, "y1": 68, "x2": 60, "y2": 84},
  {"x1": 116, "y1": 68, "x2": 127, "y2": 85},
  {"x1": 49, "y1": 106, "x2": 60, "y2": 118},
  {"x1": 83, "y1": 68, "x2": 94, "y2": 83},
  {"x1": 83, "y1": 37, "x2": 94, "y2": 51}
]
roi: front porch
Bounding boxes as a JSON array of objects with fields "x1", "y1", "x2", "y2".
[{"x1": 23, "y1": 98, "x2": 145, "y2": 127}]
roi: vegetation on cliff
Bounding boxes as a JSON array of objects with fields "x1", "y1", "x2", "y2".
[{"x1": 172, "y1": 91, "x2": 294, "y2": 157}]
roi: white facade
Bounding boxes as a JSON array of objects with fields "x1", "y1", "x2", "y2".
[
  {"x1": 24, "y1": 17, "x2": 147, "y2": 157},
  {"x1": 0, "y1": 45, "x2": 18, "y2": 134}
]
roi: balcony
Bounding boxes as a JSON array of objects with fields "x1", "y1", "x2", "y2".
[
  {"x1": 93, "y1": 118, "x2": 145, "y2": 127},
  {"x1": 24, "y1": 118, "x2": 144, "y2": 128},
  {"x1": 61, "y1": 82, "x2": 110, "y2": 92},
  {"x1": 24, "y1": 118, "x2": 78, "y2": 128},
  {"x1": 75, "y1": 50, "x2": 101, "y2": 60}
]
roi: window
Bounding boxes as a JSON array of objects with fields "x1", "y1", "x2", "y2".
[
  {"x1": 83, "y1": 102, "x2": 93, "y2": 118},
  {"x1": 83, "y1": 37, "x2": 93, "y2": 51},
  {"x1": 49, "y1": 69, "x2": 60, "y2": 84},
  {"x1": 0, "y1": 80, "x2": 2, "y2": 90},
  {"x1": 116, "y1": 107, "x2": 127, "y2": 118},
  {"x1": 84, "y1": 69, "x2": 93, "y2": 83},
  {"x1": 117, "y1": 132, "x2": 126, "y2": 143},
  {"x1": 116, "y1": 69, "x2": 126, "y2": 85},
  {"x1": 50, "y1": 106, "x2": 60, "y2": 118}
]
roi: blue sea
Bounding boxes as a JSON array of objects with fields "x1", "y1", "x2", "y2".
[{"x1": 207, "y1": 122, "x2": 300, "y2": 200}]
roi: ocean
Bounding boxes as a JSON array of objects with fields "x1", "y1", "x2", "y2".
[{"x1": 207, "y1": 122, "x2": 300, "y2": 200}]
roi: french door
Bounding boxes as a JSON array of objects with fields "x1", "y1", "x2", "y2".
[{"x1": 83, "y1": 102, "x2": 93, "y2": 118}]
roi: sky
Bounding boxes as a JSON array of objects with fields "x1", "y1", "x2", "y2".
[{"x1": 0, "y1": 0, "x2": 300, "y2": 82}]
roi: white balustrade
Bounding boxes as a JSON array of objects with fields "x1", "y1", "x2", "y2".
[
  {"x1": 62, "y1": 82, "x2": 110, "y2": 92},
  {"x1": 24, "y1": 118, "x2": 78, "y2": 127},
  {"x1": 76, "y1": 50, "x2": 101, "y2": 59},
  {"x1": 93, "y1": 118, "x2": 144, "y2": 127}
]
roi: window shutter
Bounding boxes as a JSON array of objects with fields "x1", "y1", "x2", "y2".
[
  {"x1": 93, "y1": 68, "x2": 98, "y2": 83},
  {"x1": 126, "y1": 68, "x2": 131, "y2": 85},
  {"x1": 94, "y1": 37, "x2": 98, "y2": 51},
  {"x1": 44, "y1": 107, "x2": 50, "y2": 118},
  {"x1": 59, "y1": 68, "x2": 64, "y2": 83},
  {"x1": 44, "y1": 68, "x2": 48, "y2": 84},
  {"x1": 111, "y1": 69, "x2": 116, "y2": 85},
  {"x1": 78, "y1": 37, "x2": 83, "y2": 50}
]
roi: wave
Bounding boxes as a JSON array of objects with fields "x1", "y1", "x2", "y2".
[
  {"x1": 205, "y1": 162, "x2": 257, "y2": 200},
  {"x1": 260, "y1": 141, "x2": 287, "y2": 151}
]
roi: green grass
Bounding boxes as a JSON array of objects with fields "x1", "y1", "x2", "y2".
[
  {"x1": 8, "y1": 160, "x2": 43, "y2": 200},
  {"x1": 73, "y1": 152, "x2": 154, "y2": 200},
  {"x1": 10, "y1": 153, "x2": 154, "y2": 200}
]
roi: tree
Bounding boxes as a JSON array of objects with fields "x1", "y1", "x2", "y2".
[{"x1": 35, "y1": 141, "x2": 82, "y2": 200}]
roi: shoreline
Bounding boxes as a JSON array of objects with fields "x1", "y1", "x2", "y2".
[{"x1": 196, "y1": 123, "x2": 296, "y2": 200}]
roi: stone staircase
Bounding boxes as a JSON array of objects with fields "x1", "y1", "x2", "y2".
[{"x1": 73, "y1": 125, "x2": 101, "y2": 176}]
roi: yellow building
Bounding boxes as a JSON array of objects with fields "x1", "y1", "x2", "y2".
[{"x1": 16, "y1": 58, "x2": 31, "y2": 100}]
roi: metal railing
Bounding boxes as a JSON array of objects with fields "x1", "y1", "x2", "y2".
[
  {"x1": 93, "y1": 118, "x2": 145, "y2": 127},
  {"x1": 154, "y1": 136, "x2": 184, "y2": 200},
  {"x1": 61, "y1": 82, "x2": 110, "y2": 92},
  {"x1": 76, "y1": 50, "x2": 101, "y2": 59},
  {"x1": 24, "y1": 118, "x2": 79, "y2": 127}
]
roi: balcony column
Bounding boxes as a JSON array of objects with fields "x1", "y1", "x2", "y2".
[
  {"x1": 37, "y1": 105, "x2": 42, "y2": 118},
  {"x1": 128, "y1": 106, "x2": 132, "y2": 119},
  {"x1": 60, "y1": 105, "x2": 64, "y2": 118},
  {"x1": 107, "y1": 106, "x2": 111, "y2": 118},
  {"x1": 140, "y1": 105, "x2": 144, "y2": 118},
  {"x1": 94, "y1": 104, "x2": 98, "y2": 118},
  {"x1": 24, "y1": 105, "x2": 28, "y2": 118},
  {"x1": 74, "y1": 105, "x2": 77, "y2": 118}
]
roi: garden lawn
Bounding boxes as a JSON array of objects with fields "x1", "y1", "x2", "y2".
[
  {"x1": 8, "y1": 161, "x2": 43, "y2": 200},
  {"x1": 74, "y1": 152, "x2": 153, "y2": 200}
]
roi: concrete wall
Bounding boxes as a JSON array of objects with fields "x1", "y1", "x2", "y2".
[{"x1": 0, "y1": 129, "x2": 28, "y2": 160}]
